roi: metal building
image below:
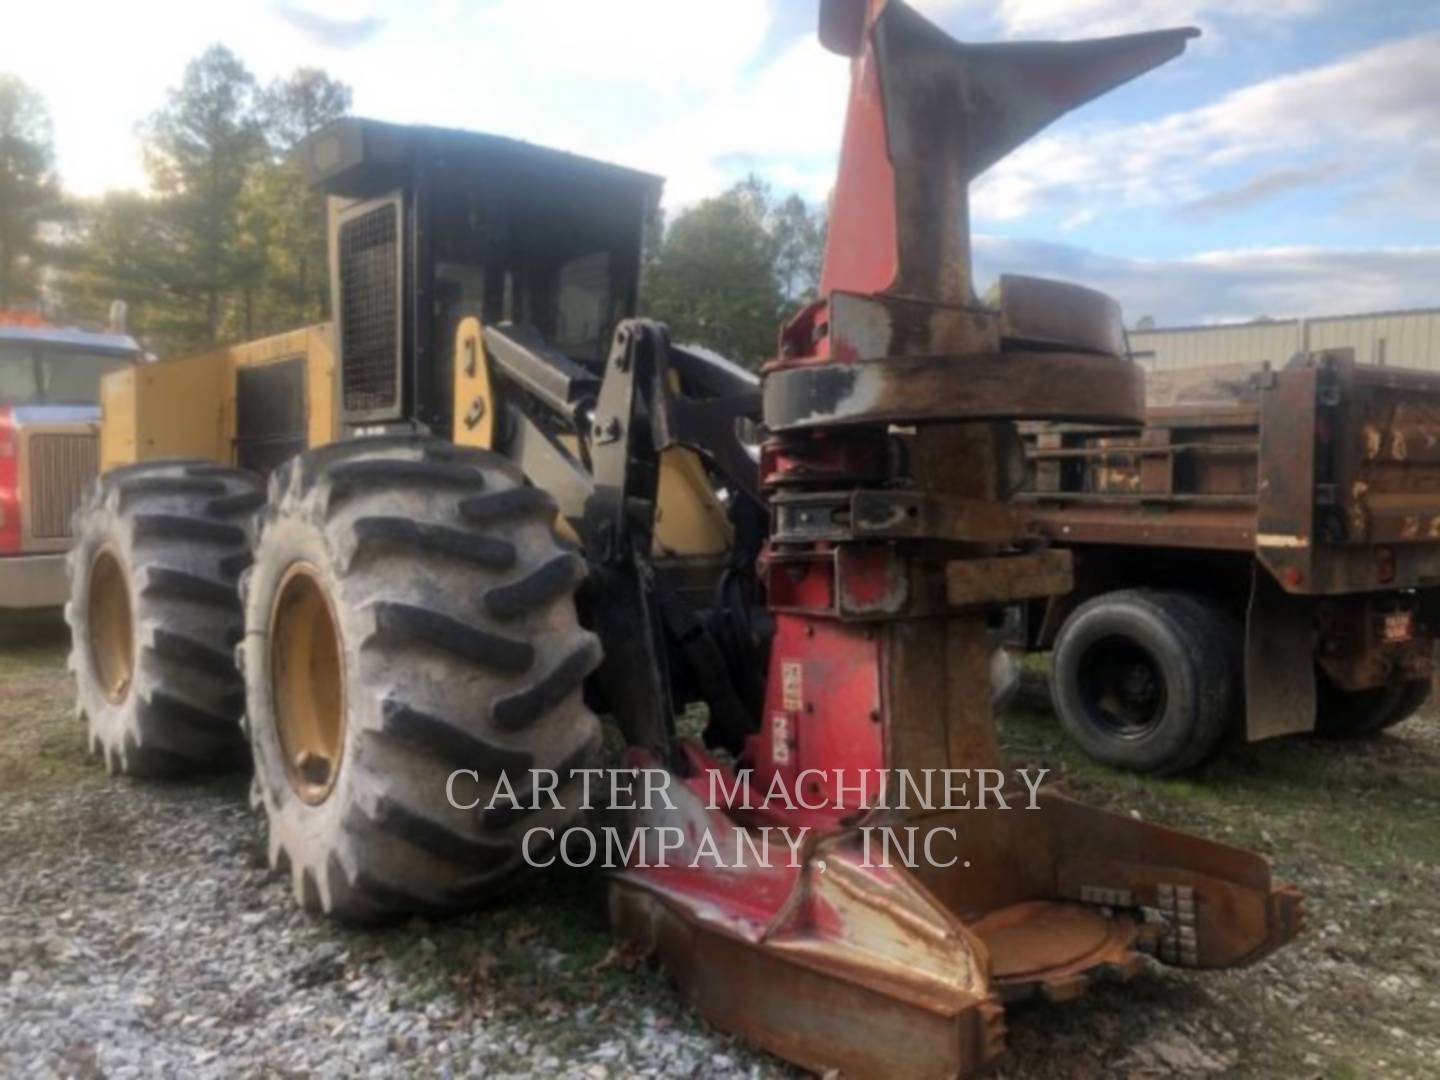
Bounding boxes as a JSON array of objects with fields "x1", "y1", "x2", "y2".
[{"x1": 1129, "y1": 307, "x2": 1440, "y2": 373}]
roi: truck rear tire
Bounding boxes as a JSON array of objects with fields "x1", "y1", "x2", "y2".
[
  {"x1": 1049, "y1": 589, "x2": 1237, "y2": 775},
  {"x1": 1315, "y1": 674, "x2": 1432, "y2": 738},
  {"x1": 67, "y1": 460, "x2": 263, "y2": 777},
  {"x1": 1386, "y1": 678, "x2": 1433, "y2": 731},
  {"x1": 242, "y1": 437, "x2": 602, "y2": 922}
]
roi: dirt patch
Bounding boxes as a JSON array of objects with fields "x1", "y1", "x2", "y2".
[{"x1": 0, "y1": 628, "x2": 98, "y2": 796}]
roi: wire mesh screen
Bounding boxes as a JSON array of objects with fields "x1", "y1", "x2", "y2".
[{"x1": 338, "y1": 200, "x2": 401, "y2": 416}]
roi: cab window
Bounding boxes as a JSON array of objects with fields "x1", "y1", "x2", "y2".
[{"x1": 0, "y1": 343, "x2": 134, "y2": 405}]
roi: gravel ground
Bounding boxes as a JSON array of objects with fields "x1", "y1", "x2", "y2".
[
  {"x1": 0, "y1": 777, "x2": 780, "y2": 1079},
  {"x1": 0, "y1": 626, "x2": 780, "y2": 1080},
  {"x1": 3, "y1": 625, "x2": 1439, "y2": 1078}
]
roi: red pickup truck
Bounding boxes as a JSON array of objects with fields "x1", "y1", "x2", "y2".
[{"x1": 0, "y1": 323, "x2": 141, "y2": 610}]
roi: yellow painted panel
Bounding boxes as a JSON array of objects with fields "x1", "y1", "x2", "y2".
[
  {"x1": 451, "y1": 317, "x2": 496, "y2": 450},
  {"x1": 133, "y1": 355, "x2": 227, "y2": 464},
  {"x1": 214, "y1": 325, "x2": 335, "y2": 453},
  {"x1": 545, "y1": 437, "x2": 729, "y2": 554},
  {"x1": 98, "y1": 323, "x2": 337, "y2": 474},
  {"x1": 99, "y1": 367, "x2": 138, "y2": 471},
  {"x1": 654, "y1": 448, "x2": 731, "y2": 556},
  {"x1": 227, "y1": 327, "x2": 323, "y2": 370},
  {"x1": 305, "y1": 325, "x2": 338, "y2": 449}
]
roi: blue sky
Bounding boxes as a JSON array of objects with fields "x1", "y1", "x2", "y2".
[{"x1": 5, "y1": 0, "x2": 1439, "y2": 325}]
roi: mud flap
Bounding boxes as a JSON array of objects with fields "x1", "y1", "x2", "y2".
[{"x1": 1245, "y1": 565, "x2": 1316, "y2": 740}]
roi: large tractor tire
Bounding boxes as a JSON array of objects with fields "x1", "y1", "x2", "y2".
[
  {"x1": 1050, "y1": 589, "x2": 1238, "y2": 775},
  {"x1": 1315, "y1": 672, "x2": 1432, "y2": 738},
  {"x1": 67, "y1": 461, "x2": 264, "y2": 777},
  {"x1": 242, "y1": 437, "x2": 602, "y2": 922}
]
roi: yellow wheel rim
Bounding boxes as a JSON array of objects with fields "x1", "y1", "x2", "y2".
[
  {"x1": 270, "y1": 563, "x2": 346, "y2": 805},
  {"x1": 88, "y1": 546, "x2": 134, "y2": 705}
]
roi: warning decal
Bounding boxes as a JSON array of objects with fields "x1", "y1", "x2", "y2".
[{"x1": 781, "y1": 660, "x2": 803, "y2": 712}]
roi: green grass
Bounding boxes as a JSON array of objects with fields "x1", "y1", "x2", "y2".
[
  {"x1": 996, "y1": 665, "x2": 1440, "y2": 1078},
  {"x1": 1003, "y1": 668, "x2": 1440, "y2": 872}
]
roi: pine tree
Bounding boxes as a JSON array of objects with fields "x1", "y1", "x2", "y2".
[
  {"x1": 771, "y1": 193, "x2": 826, "y2": 313},
  {"x1": 0, "y1": 76, "x2": 60, "y2": 308},
  {"x1": 54, "y1": 193, "x2": 174, "y2": 337},
  {"x1": 139, "y1": 45, "x2": 267, "y2": 348},
  {"x1": 245, "y1": 68, "x2": 351, "y2": 334},
  {"x1": 643, "y1": 177, "x2": 827, "y2": 368}
]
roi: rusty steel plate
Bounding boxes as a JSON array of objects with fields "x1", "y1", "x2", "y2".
[
  {"x1": 763, "y1": 349, "x2": 1146, "y2": 432},
  {"x1": 998, "y1": 275, "x2": 1128, "y2": 359},
  {"x1": 972, "y1": 900, "x2": 1140, "y2": 989}
]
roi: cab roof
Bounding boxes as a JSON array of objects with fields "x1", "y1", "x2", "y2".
[
  {"x1": 0, "y1": 325, "x2": 142, "y2": 357},
  {"x1": 298, "y1": 116, "x2": 664, "y2": 204}
]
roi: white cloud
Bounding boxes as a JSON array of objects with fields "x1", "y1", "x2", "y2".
[
  {"x1": 609, "y1": 36, "x2": 849, "y2": 209},
  {"x1": 6, "y1": 0, "x2": 1434, "y2": 363},
  {"x1": 1, "y1": 0, "x2": 389, "y2": 195},
  {"x1": 1059, "y1": 208, "x2": 1096, "y2": 232},
  {"x1": 478, "y1": 0, "x2": 771, "y2": 91},
  {"x1": 976, "y1": 236, "x2": 1440, "y2": 325},
  {"x1": 0, "y1": 0, "x2": 777, "y2": 198},
  {"x1": 273, "y1": 3, "x2": 385, "y2": 48},
  {"x1": 1175, "y1": 162, "x2": 1348, "y2": 220},
  {"x1": 919, "y1": 0, "x2": 1326, "y2": 38},
  {"x1": 973, "y1": 29, "x2": 1440, "y2": 225}
]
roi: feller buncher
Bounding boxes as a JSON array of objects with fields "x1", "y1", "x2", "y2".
[{"x1": 67, "y1": 2, "x2": 1302, "y2": 1075}]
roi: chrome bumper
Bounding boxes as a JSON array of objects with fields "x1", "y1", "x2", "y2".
[{"x1": 0, "y1": 553, "x2": 69, "y2": 610}]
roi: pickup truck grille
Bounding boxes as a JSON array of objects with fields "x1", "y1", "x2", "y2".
[{"x1": 27, "y1": 432, "x2": 98, "y2": 540}]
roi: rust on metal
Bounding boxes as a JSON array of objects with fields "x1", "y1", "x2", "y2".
[
  {"x1": 1314, "y1": 592, "x2": 1431, "y2": 690},
  {"x1": 859, "y1": 0, "x2": 1196, "y2": 308},
  {"x1": 1022, "y1": 348, "x2": 1440, "y2": 748},
  {"x1": 772, "y1": 489, "x2": 1020, "y2": 545},
  {"x1": 945, "y1": 550, "x2": 1072, "y2": 607},
  {"x1": 1254, "y1": 360, "x2": 1320, "y2": 588},
  {"x1": 612, "y1": 766, "x2": 1304, "y2": 1076},
  {"x1": 850, "y1": 490, "x2": 1021, "y2": 543},
  {"x1": 1245, "y1": 564, "x2": 1318, "y2": 739},
  {"x1": 997, "y1": 275, "x2": 1129, "y2": 359},
  {"x1": 1022, "y1": 351, "x2": 1440, "y2": 594},
  {"x1": 608, "y1": 4, "x2": 1306, "y2": 1077},
  {"x1": 1019, "y1": 502, "x2": 1259, "y2": 551},
  {"x1": 764, "y1": 349, "x2": 1147, "y2": 432}
]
